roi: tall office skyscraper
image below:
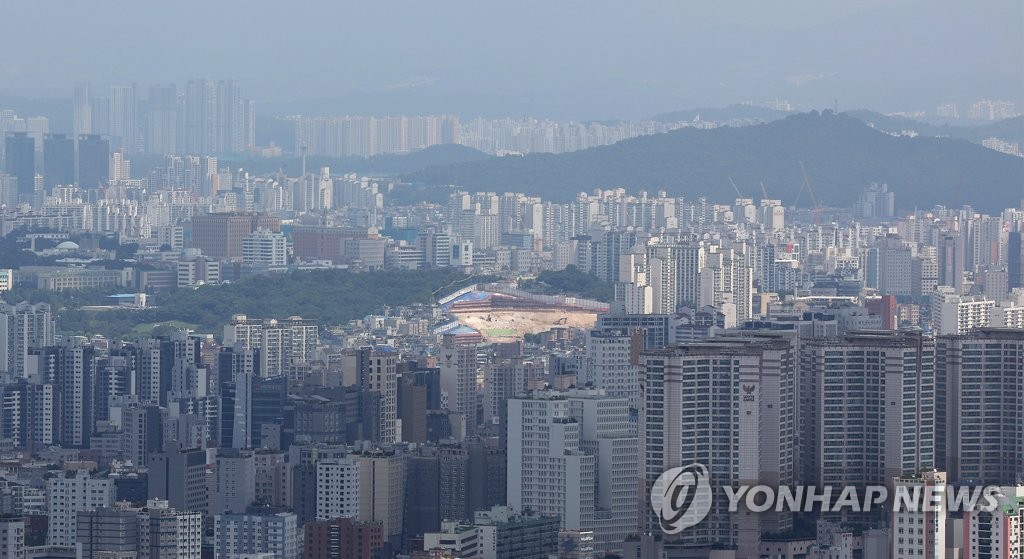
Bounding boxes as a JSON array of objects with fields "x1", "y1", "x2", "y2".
[
  {"x1": 77, "y1": 134, "x2": 110, "y2": 188},
  {"x1": 3, "y1": 132, "x2": 35, "y2": 201},
  {"x1": 43, "y1": 133, "x2": 74, "y2": 189},
  {"x1": 109, "y1": 85, "x2": 137, "y2": 152}
]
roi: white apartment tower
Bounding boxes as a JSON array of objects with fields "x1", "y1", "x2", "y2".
[
  {"x1": 46, "y1": 471, "x2": 115, "y2": 545},
  {"x1": 565, "y1": 389, "x2": 638, "y2": 553},
  {"x1": 931, "y1": 287, "x2": 995, "y2": 335},
  {"x1": 0, "y1": 517, "x2": 24, "y2": 559},
  {"x1": 242, "y1": 229, "x2": 288, "y2": 267},
  {"x1": 963, "y1": 486, "x2": 1024, "y2": 559},
  {"x1": 583, "y1": 330, "x2": 642, "y2": 410},
  {"x1": 646, "y1": 243, "x2": 705, "y2": 314},
  {"x1": 440, "y1": 333, "x2": 479, "y2": 429},
  {"x1": 892, "y1": 471, "x2": 947, "y2": 559},
  {"x1": 213, "y1": 511, "x2": 299, "y2": 559},
  {"x1": 0, "y1": 302, "x2": 55, "y2": 376},
  {"x1": 507, "y1": 393, "x2": 596, "y2": 532},
  {"x1": 316, "y1": 458, "x2": 360, "y2": 521}
]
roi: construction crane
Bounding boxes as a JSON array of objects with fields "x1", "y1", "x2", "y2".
[
  {"x1": 796, "y1": 161, "x2": 823, "y2": 224},
  {"x1": 760, "y1": 181, "x2": 770, "y2": 200},
  {"x1": 728, "y1": 177, "x2": 744, "y2": 199}
]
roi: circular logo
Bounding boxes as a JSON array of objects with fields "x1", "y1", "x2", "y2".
[{"x1": 650, "y1": 463, "x2": 713, "y2": 534}]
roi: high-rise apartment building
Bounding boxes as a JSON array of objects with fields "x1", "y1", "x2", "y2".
[
  {"x1": 507, "y1": 393, "x2": 596, "y2": 532},
  {"x1": 27, "y1": 341, "x2": 95, "y2": 447},
  {"x1": 0, "y1": 517, "x2": 24, "y2": 559},
  {"x1": 73, "y1": 82, "x2": 93, "y2": 138},
  {"x1": 42, "y1": 133, "x2": 74, "y2": 189},
  {"x1": 316, "y1": 458, "x2": 360, "y2": 521},
  {"x1": 184, "y1": 78, "x2": 253, "y2": 154},
  {"x1": 148, "y1": 448, "x2": 209, "y2": 513},
  {"x1": 802, "y1": 331, "x2": 936, "y2": 501},
  {"x1": 0, "y1": 302, "x2": 55, "y2": 377},
  {"x1": 77, "y1": 134, "x2": 110, "y2": 188},
  {"x1": 213, "y1": 511, "x2": 299, "y2": 559},
  {"x1": 646, "y1": 243, "x2": 705, "y2": 314},
  {"x1": 355, "y1": 450, "x2": 405, "y2": 546},
  {"x1": 138, "y1": 500, "x2": 203, "y2": 559},
  {"x1": 439, "y1": 333, "x2": 479, "y2": 430},
  {"x1": 242, "y1": 229, "x2": 288, "y2": 268},
  {"x1": 3, "y1": 132, "x2": 35, "y2": 201},
  {"x1": 937, "y1": 328, "x2": 1024, "y2": 485},
  {"x1": 891, "y1": 471, "x2": 947, "y2": 559},
  {"x1": 146, "y1": 84, "x2": 178, "y2": 155},
  {"x1": 641, "y1": 338, "x2": 795, "y2": 556},
  {"x1": 931, "y1": 287, "x2": 995, "y2": 335},
  {"x1": 963, "y1": 486, "x2": 1024, "y2": 559},
  {"x1": 46, "y1": 471, "x2": 115, "y2": 546},
  {"x1": 109, "y1": 85, "x2": 137, "y2": 152}
]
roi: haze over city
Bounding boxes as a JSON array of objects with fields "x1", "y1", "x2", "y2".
[
  {"x1": 0, "y1": 3, "x2": 1021, "y2": 559},
  {"x1": 1, "y1": 0, "x2": 1021, "y2": 118}
]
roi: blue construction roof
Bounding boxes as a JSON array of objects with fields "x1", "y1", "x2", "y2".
[
  {"x1": 447, "y1": 325, "x2": 480, "y2": 336},
  {"x1": 440, "y1": 290, "x2": 491, "y2": 311}
]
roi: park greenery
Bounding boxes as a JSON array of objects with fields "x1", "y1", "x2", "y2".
[{"x1": 3, "y1": 268, "x2": 483, "y2": 341}]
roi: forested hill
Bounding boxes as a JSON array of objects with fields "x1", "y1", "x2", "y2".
[{"x1": 403, "y1": 111, "x2": 1024, "y2": 212}]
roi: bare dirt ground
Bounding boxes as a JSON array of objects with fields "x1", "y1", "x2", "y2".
[{"x1": 452, "y1": 309, "x2": 598, "y2": 341}]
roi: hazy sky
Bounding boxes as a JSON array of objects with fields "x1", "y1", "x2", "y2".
[{"x1": 1, "y1": 0, "x2": 1021, "y2": 119}]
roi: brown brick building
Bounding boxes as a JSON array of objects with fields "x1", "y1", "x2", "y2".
[
  {"x1": 304, "y1": 517, "x2": 384, "y2": 559},
  {"x1": 190, "y1": 212, "x2": 281, "y2": 260}
]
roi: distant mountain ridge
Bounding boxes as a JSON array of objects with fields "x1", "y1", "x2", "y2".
[
  {"x1": 403, "y1": 111, "x2": 1024, "y2": 212},
  {"x1": 845, "y1": 110, "x2": 1024, "y2": 145}
]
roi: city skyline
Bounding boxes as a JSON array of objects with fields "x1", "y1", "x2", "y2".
[{"x1": 0, "y1": 2, "x2": 1020, "y2": 559}]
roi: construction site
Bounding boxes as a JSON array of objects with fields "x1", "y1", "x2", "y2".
[{"x1": 435, "y1": 283, "x2": 608, "y2": 341}]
